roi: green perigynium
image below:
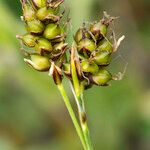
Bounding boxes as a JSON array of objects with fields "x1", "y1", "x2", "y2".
[
  {"x1": 81, "y1": 60, "x2": 99, "y2": 74},
  {"x1": 91, "y1": 69, "x2": 112, "y2": 86},
  {"x1": 43, "y1": 23, "x2": 61, "y2": 40},
  {"x1": 35, "y1": 37, "x2": 53, "y2": 54},
  {"x1": 17, "y1": 1, "x2": 125, "y2": 150},
  {"x1": 24, "y1": 54, "x2": 51, "y2": 71}
]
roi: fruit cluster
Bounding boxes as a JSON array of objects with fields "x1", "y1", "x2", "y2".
[
  {"x1": 17, "y1": 1, "x2": 125, "y2": 87},
  {"x1": 17, "y1": 0, "x2": 67, "y2": 73},
  {"x1": 72, "y1": 16, "x2": 116, "y2": 88}
]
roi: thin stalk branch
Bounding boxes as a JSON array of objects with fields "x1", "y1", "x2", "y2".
[
  {"x1": 78, "y1": 94, "x2": 94, "y2": 150},
  {"x1": 57, "y1": 83, "x2": 87, "y2": 150},
  {"x1": 70, "y1": 83, "x2": 94, "y2": 150}
]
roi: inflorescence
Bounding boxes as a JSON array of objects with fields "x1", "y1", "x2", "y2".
[{"x1": 17, "y1": 0, "x2": 125, "y2": 88}]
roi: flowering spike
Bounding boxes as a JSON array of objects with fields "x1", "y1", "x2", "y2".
[{"x1": 71, "y1": 12, "x2": 125, "y2": 89}]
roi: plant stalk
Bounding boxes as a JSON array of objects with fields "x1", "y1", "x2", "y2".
[
  {"x1": 57, "y1": 83, "x2": 87, "y2": 150},
  {"x1": 70, "y1": 83, "x2": 94, "y2": 150},
  {"x1": 70, "y1": 45, "x2": 94, "y2": 150},
  {"x1": 77, "y1": 95, "x2": 94, "y2": 150}
]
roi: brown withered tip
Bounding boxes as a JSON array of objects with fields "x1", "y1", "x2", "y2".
[
  {"x1": 51, "y1": 43, "x2": 68, "y2": 61},
  {"x1": 16, "y1": 35, "x2": 22, "y2": 39},
  {"x1": 71, "y1": 44, "x2": 82, "y2": 79},
  {"x1": 80, "y1": 112, "x2": 87, "y2": 124},
  {"x1": 48, "y1": 0, "x2": 64, "y2": 8},
  {"x1": 49, "y1": 62, "x2": 63, "y2": 85},
  {"x1": 101, "y1": 11, "x2": 119, "y2": 26}
]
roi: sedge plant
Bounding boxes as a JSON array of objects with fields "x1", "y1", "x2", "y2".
[{"x1": 17, "y1": 0, "x2": 125, "y2": 150}]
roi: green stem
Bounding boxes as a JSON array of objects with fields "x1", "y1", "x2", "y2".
[
  {"x1": 77, "y1": 95, "x2": 94, "y2": 150},
  {"x1": 70, "y1": 82, "x2": 94, "y2": 150},
  {"x1": 74, "y1": 89, "x2": 94, "y2": 150},
  {"x1": 57, "y1": 83, "x2": 87, "y2": 150},
  {"x1": 71, "y1": 45, "x2": 94, "y2": 150}
]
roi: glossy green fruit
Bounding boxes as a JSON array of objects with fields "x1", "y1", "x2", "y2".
[
  {"x1": 32, "y1": 0, "x2": 46, "y2": 8},
  {"x1": 81, "y1": 60, "x2": 99, "y2": 74},
  {"x1": 35, "y1": 38, "x2": 53, "y2": 54},
  {"x1": 92, "y1": 69, "x2": 112, "y2": 86},
  {"x1": 25, "y1": 55, "x2": 50, "y2": 71},
  {"x1": 97, "y1": 39, "x2": 113, "y2": 52},
  {"x1": 36, "y1": 7, "x2": 56, "y2": 21},
  {"x1": 74, "y1": 28, "x2": 90, "y2": 43},
  {"x1": 20, "y1": 34, "x2": 38, "y2": 47},
  {"x1": 78, "y1": 38, "x2": 96, "y2": 53},
  {"x1": 93, "y1": 51, "x2": 112, "y2": 65},
  {"x1": 43, "y1": 23, "x2": 61, "y2": 40},
  {"x1": 26, "y1": 20, "x2": 45, "y2": 34}
]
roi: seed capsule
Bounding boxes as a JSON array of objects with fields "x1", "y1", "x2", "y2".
[
  {"x1": 26, "y1": 19, "x2": 45, "y2": 34},
  {"x1": 36, "y1": 7, "x2": 57, "y2": 21},
  {"x1": 78, "y1": 38, "x2": 96, "y2": 53},
  {"x1": 24, "y1": 54, "x2": 50, "y2": 71},
  {"x1": 17, "y1": 34, "x2": 38, "y2": 47},
  {"x1": 43, "y1": 23, "x2": 61, "y2": 40},
  {"x1": 81, "y1": 60, "x2": 99, "y2": 74},
  {"x1": 93, "y1": 51, "x2": 112, "y2": 65},
  {"x1": 23, "y1": 4, "x2": 35, "y2": 21},
  {"x1": 90, "y1": 22, "x2": 107, "y2": 40},
  {"x1": 74, "y1": 28, "x2": 90, "y2": 44},
  {"x1": 92, "y1": 69, "x2": 112, "y2": 86},
  {"x1": 51, "y1": 27, "x2": 66, "y2": 42},
  {"x1": 97, "y1": 39, "x2": 113, "y2": 52},
  {"x1": 35, "y1": 38, "x2": 53, "y2": 54},
  {"x1": 32, "y1": 0, "x2": 46, "y2": 8}
]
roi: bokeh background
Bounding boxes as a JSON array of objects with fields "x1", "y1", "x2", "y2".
[{"x1": 0, "y1": 0, "x2": 150, "y2": 150}]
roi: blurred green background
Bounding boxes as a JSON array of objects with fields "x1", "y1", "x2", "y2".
[{"x1": 0, "y1": 0, "x2": 150, "y2": 150}]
